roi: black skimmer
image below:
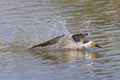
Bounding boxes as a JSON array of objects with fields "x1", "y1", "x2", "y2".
[{"x1": 29, "y1": 33, "x2": 101, "y2": 51}]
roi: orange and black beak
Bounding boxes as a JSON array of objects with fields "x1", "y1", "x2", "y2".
[
  {"x1": 90, "y1": 41, "x2": 102, "y2": 48},
  {"x1": 95, "y1": 44, "x2": 102, "y2": 48}
]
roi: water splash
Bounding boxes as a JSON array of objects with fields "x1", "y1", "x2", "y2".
[{"x1": 1, "y1": 16, "x2": 70, "y2": 49}]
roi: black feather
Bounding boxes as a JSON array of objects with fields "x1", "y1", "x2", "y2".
[
  {"x1": 30, "y1": 35, "x2": 65, "y2": 49},
  {"x1": 72, "y1": 33, "x2": 88, "y2": 42}
]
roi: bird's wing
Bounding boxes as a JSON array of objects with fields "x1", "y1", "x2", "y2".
[
  {"x1": 30, "y1": 35, "x2": 65, "y2": 49},
  {"x1": 71, "y1": 33, "x2": 88, "y2": 42}
]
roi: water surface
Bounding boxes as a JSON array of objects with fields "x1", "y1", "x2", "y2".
[{"x1": 0, "y1": 0, "x2": 120, "y2": 80}]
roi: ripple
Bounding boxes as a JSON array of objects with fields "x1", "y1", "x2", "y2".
[{"x1": 0, "y1": 0, "x2": 120, "y2": 80}]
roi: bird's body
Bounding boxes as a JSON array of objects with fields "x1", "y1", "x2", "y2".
[{"x1": 29, "y1": 33, "x2": 101, "y2": 51}]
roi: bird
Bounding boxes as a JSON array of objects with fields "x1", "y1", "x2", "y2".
[{"x1": 29, "y1": 33, "x2": 101, "y2": 51}]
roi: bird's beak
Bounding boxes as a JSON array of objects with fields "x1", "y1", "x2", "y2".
[{"x1": 95, "y1": 44, "x2": 102, "y2": 48}]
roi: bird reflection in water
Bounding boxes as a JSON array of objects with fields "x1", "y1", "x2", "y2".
[
  {"x1": 84, "y1": 52, "x2": 96, "y2": 66},
  {"x1": 30, "y1": 48, "x2": 97, "y2": 65}
]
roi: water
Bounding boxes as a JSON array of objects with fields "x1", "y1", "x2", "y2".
[{"x1": 0, "y1": 0, "x2": 120, "y2": 80}]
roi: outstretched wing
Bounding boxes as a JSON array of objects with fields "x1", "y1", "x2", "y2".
[{"x1": 30, "y1": 35, "x2": 65, "y2": 49}]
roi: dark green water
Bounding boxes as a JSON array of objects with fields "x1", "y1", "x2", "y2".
[{"x1": 0, "y1": 0, "x2": 120, "y2": 80}]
